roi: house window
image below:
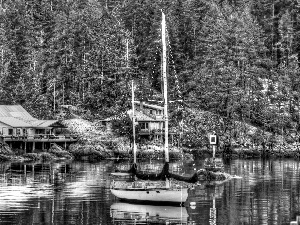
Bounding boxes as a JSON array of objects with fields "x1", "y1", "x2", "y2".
[
  {"x1": 140, "y1": 123, "x2": 149, "y2": 130},
  {"x1": 16, "y1": 128, "x2": 21, "y2": 135},
  {"x1": 23, "y1": 129, "x2": 27, "y2": 135},
  {"x1": 36, "y1": 129, "x2": 46, "y2": 134},
  {"x1": 8, "y1": 129, "x2": 13, "y2": 135},
  {"x1": 150, "y1": 110, "x2": 153, "y2": 115}
]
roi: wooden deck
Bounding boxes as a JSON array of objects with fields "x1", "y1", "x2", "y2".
[
  {"x1": 139, "y1": 129, "x2": 177, "y2": 136},
  {"x1": 1, "y1": 134, "x2": 79, "y2": 142}
]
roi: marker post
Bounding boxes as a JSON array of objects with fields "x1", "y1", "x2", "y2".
[{"x1": 209, "y1": 133, "x2": 217, "y2": 158}]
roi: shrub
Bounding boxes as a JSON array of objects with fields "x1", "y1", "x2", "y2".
[
  {"x1": 69, "y1": 145, "x2": 105, "y2": 161},
  {"x1": 49, "y1": 144, "x2": 73, "y2": 159},
  {"x1": 49, "y1": 148, "x2": 71, "y2": 158},
  {"x1": 23, "y1": 153, "x2": 40, "y2": 161},
  {"x1": 0, "y1": 143, "x2": 13, "y2": 155},
  {"x1": 0, "y1": 154, "x2": 11, "y2": 161},
  {"x1": 40, "y1": 152, "x2": 55, "y2": 162}
]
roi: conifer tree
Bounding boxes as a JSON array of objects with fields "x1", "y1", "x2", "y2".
[{"x1": 191, "y1": 1, "x2": 270, "y2": 132}]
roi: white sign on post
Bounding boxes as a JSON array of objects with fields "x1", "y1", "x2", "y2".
[{"x1": 209, "y1": 134, "x2": 217, "y2": 145}]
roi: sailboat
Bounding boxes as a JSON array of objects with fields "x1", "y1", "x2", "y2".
[{"x1": 110, "y1": 12, "x2": 189, "y2": 204}]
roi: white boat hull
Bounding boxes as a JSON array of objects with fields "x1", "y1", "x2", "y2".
[
  {"x1": 111, "y1": 188, "x2": 188, "y2": 203},
  {"x1": 110, "y1": 172, "x2": 132, "y2": 176}
]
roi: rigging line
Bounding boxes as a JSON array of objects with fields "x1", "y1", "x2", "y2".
[{"x1": 165, "y1": 23, "x2": 182, "y2": 102}]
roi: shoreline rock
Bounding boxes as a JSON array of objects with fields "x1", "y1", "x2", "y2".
[{"x1": 2, "y1": 117, "x2": 300, "y2": 162}]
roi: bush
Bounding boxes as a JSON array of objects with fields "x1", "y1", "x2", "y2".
[
  {"x1": 0, "y1": 154, "x2": 11, "y2": 161},
  {"x1": 87, "y1": 150, "x2": 105, "y2": 161},
  {"x1": 49, "y1": 148, "x2": 72, "y2": 158},
  {"x1": 169, "y1": 151, "x2": 183, "y2": 159},
  {"x1": 69, "y1": 145, "x2": 106, "y2": 161},
  {"x1": 23, "y1": 153, "x2": 40, "y2": 161},
  {"x1": 40, "y1": 152, "x2": 55, "y2": 162},
  {"x1": 0, "y1": 143, "x2": 13, "y2": 155}
]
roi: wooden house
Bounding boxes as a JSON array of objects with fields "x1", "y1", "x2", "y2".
[
  {"x1": 0, "y1": 105, "x2": 78, "y2": 152},
  {"x1": 101, "y1": 101, "x2": 173, "y2": 141},
  {"x1": 130, "y1": 101, "x2": 164, "y2": 138}
]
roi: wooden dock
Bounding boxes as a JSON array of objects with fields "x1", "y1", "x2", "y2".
[{"x1": 1, "y1": 134, "x2": 79, "y2": 152}]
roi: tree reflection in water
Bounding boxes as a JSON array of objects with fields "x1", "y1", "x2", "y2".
[{"x1": 0, "y1": 159, "x2": 300, "y2": 224}]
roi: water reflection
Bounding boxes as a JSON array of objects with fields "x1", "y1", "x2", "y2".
[
  {"x1": 109, "y1": 175, "x2": 226, "y2": 224},
  {"x1": 1, "y1": 159, "x2": 300, "y2": 224},
  {"x1": 0, "y1": 161, "x2": 115, "y2": 225},
  {"x1": 110, "y1": 202, "x2": 190, "y2": 224},
  {"x1": 0, "y1": 163, "x2": 54, "y2": 213}
]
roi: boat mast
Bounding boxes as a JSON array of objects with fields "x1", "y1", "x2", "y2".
[
  {"x1": 132, "y1": 80, "x2": 137, "y2": 163},
  {"x1": 162, "y1": 12, "x2": 169, "y2": 163}
]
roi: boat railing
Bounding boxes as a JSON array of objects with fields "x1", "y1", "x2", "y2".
[{"x1": 112, "y1": 180, "x2": 190, "y2": 190}]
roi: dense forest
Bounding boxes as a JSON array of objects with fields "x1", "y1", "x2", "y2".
[{"x1": 1, "y1": 0, "x2": 300, "y2": 138}]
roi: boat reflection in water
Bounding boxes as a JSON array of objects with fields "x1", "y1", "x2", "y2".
[
  {"x1": 110, "y1": 183, "x2": 226, "y2": 224},
  {"x1": 187, "y1": 183, "x2": 225, "y2": 225},
  {"x1": 110, "y1": 202, "x2": 194, "y2": 224}
]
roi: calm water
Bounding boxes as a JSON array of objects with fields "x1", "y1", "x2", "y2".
[{"x1": 0, "y1": 158, "x2": 300, "y2": 225}]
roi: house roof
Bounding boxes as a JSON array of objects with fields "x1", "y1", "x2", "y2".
[
  {"x1": 30, "y1": 120, "x2": 66, "y2": 128},
  {"x1": 0, "y1": 105, "x2": 36, "y2": 120},
  {"x1": 0, "y1": 117, "x2": 33, "y2": 127},
  {"x1": 0, "y1": 105, "x2": 65, "y2": 128},
  {"x1": 128, "y1": 110, "x2": 163, "y2": 122},
  {"x1": 101, "y1": 112, "x2": 128, "y2": 122},
  {"x1": 135, "y1": 101, "x2": 163, "y2": 110},
  {"x1": 131, "y1": 110, "x2": 154, "y2": 121},
  {"x1": 101, "y1": 110, "x2": 163, "y2": 122}
]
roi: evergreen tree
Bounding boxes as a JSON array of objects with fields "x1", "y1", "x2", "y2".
[
  {"x1": 191, "y1": 1, "x2": 270, "y2": 133},
  {"x1": 0, "y1": 1, "x2": 32, "y2": 104}
]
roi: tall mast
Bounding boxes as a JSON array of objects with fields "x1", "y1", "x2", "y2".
[
  {"x1": 162, "y1": 12, "x2": 169, "y2": 163},
  {"x1": 53, "y1": 80, "x2": 56, "y2": 115},
  {"x1": 132, "y1": 80, "x2": 137, "y2": 163},
  {"x1": 126, "y1": 39, "x2": 129, "y2": 68}
]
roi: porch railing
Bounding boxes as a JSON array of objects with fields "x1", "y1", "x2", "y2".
[{"x1": 0, "y1": 134, "x2": 79, "y2": 141}]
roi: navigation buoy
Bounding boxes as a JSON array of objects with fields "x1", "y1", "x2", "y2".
[
  {"x1": 190, "y1": 202, "x2": 196, "y2": 209},
  {"x1": 190, "y1": 202, "x2": 196, "y2": 206}
]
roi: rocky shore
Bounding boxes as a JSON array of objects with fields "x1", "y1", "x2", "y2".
[
  {"x1": 187, "y1": 142, "x2": 300, "y2": 159},
  {"x1": 1, "y1": 117, "x2": 300, "y2": 163},
  {"x1": 0, "y1": 118, "x2": 185, "y2": 162}
]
